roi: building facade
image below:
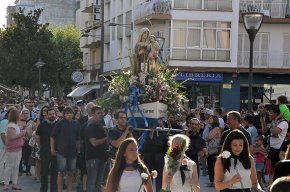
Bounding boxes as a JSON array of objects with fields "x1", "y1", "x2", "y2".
[
  {"x1": 77, "y1": 0, "x2": 290, "y2": 110},
  {"x1": 7, "y1": 0, "x2": 78, "y2": 27}
]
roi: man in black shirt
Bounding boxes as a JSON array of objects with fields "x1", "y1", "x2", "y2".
[
  {"x1": 108, "y1": 111, "x2": 133, "y2": 158},
  {"x1": 36, "y1": 108, "x2": 57, "y2": 192},
  {"x1": 220, "y1": 111, "x2": 253, "y2": 155},
  {"x1": 85, "y1": 106, "x2": 108, "y2": 192},
  {"x1": 50, "y1": 107, "x2": 80, "y2": 192},
  {"x1": 185, "y1": 118, "x2": 207, "y2": 177}
]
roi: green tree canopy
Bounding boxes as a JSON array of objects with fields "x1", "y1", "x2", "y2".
[
  {"x1": 0, "y1": 8, "x2": 82, "y2": 96},
  {"x1": 0, "y1": 8, "x2": 53, "y2": 89},
  {"x1": 48, "y1": 25, "x2": 82, "y2": 96}
]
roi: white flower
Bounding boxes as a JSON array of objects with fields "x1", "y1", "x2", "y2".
[
  {"x1": 141, "y1": 173, "x2": 149, "y2": 181},
  {"x1": 181, "y1": 158, "x2": 188, "y2": 166},
  {"x1": 151, "y1": 170, "x2": 158, "y2": 179},
  {"x1": 182, "y1": 158, "x2": 194, "y2": 167},
  {"x1": 221, "y1": 151, "x2": 231, "y2": 159}
]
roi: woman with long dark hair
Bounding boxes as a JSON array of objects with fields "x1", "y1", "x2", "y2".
[
  {"x1": 106, "y1": 138, "x2": 153, "y2": 192},
  {"x1": 214, "y1": 129, "x2": 262, "y2": 192}
]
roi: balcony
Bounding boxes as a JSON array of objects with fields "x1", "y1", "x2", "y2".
[
  {"x1": 238, "y1": 51, "x2": 290, "y2": 69},
  {"x1": 240, "y1": 1, "x2": 290, "y2": 22},
  {"x1": 80, "y1": 30, "x2": 101, "y2": 49},
  {"x1": 83, "y1": 63, "x2": 101, "y2": 71},
  {"x1": 134, "y1": 0, "x2": 172, "y2": 25},
  {"x1": 81, "y1": 0, "x2": 97, "y2": 13},
  {"x1": 173, "y1": 0, "x2": 232, "y2": 11}
]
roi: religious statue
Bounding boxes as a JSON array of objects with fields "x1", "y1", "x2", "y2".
[
  {"x1": 132, "y1": 27, "x2": 161, "y2": 75},
  {"x1": 148, "y1": 35, "x2": 160, "y2": 73}
]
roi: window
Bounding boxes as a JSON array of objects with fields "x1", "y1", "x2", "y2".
[
  {"x1": 118, "y1": 39, "x2": 123, "y2": 56},
  {"x1": 173, "y1": 0, "x2": 232, "y2": 11},
  {"x1": 105, "y1": 43, "x2": 110, "y2": 61},
  {"x1": 112, "y1": 18, "x2": 115, "y2": 40},
  {"x1": 172, "y1": 20, "x2": 231, "y2": 61},
  {"x1": 238, "y1": 33, "x2": 269, "y2": 66},
  {"x1": 283, "y1": 34, "x2": 290, "y2": 67}
]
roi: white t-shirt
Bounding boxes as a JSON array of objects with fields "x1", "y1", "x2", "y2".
[
  {"x1": 270, "y1": 120, "x2": 288, "y2": 149},
  {"x1": 118, "y1": 170, "x2": 143, "y2": 192}
]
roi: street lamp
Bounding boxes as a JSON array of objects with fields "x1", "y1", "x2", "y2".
[
  {"x1": 242, "y1": 12, "x2": 263, "y2": 112},
  {"x1": 35, "y1": 58, "x2": 46, "y2": 97},
  {"x1": 108, "y1": 22, "x2": 133, "y2": 29}
]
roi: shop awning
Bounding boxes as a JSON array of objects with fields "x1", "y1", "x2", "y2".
[{"x1": 67, "y1": 84, "x2": 100, "y2": 98}]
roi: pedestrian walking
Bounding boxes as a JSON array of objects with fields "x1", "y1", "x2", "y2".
[
  {"x1": 106, "y1": 137, "x2": 153, "y2": 192},
  {"x1": 51, "y1": 107, "x2": 81, "y2": 192},
  {"x1": 36, "y1": 107, "x2": 58, "y2": 192},
  {"x1": 215, "y1": 129, "x2": 262, "y2": 192},
  {"x1": 3, "y1": 109, "x2": 26, "y2": 191},
  {"x1": 84, "y1": 106, "x2": 108, "y2": 192}
]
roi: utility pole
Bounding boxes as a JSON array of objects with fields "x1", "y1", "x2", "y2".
[{"x1": 99, "y1": 0, "x2": 104, "y2": 96}]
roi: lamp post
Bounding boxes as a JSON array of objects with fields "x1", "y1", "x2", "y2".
[
  {"x1": 242, "y1": 12, "x2": 263, "y2": 112},
  {"x1": 34, "y1": 58, "x2": 46, "y2": 97}
]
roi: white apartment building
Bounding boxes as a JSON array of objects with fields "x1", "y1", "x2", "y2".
[
  {"x1": 7, "y1": 0, "x2": 78, "y2": 27},
  {"x1": 76, "y1": 0, "x2": 290, "y2": 110}
]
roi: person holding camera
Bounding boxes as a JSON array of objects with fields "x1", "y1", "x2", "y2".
[{"x1": 108, "y1": 111, "x2": 133, "y2": 159}]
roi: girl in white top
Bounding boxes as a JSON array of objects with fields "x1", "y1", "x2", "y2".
[
  {"x1": 106, "y1": 138, "x2": 153, "y2": 192},
  {"x1": 162, "y1": 134, "x2": 200, "y2": 192},
  {"x1": 215, "y1": 129, "x2": 263, "y2": 192}
]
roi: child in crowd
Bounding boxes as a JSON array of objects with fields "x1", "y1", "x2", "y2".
[
  {"x1": 162, "y1": 134, "x2": 200, "y2": 191},
  {"x1": 106, "y1": 138, "x2": 153, "y2": 192},
  {"x1": 254, "y1": 135, "x2": 267, "y2": 190},
  {"x1": 276, "y1": 95, "x2": 290, "y2": 122}
]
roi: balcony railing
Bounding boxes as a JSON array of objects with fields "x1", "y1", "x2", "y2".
[
  {"x1": 240, "y1": 1, "x2": 290, "y2": 18},
  {"x1": 238, "y1": 51, "x2": 290, "y2": 68},
  {"x1": 134, "y1": 0, "x2": 171, "y2": 21},
  {"x1": 173, "y1": 0, "x2": 232, "y2": 11}
]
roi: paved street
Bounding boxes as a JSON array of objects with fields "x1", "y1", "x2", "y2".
[{"x1": 1, "y1": 168, "x2": 216, "y2": 192}]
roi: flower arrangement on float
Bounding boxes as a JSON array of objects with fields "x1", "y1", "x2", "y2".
[
  {"x1": 100, "y1": 63, "x2": 187, "y2": 113},
  {"x1": 96, "y1": 26, "x2": 188, "y2": 130}
]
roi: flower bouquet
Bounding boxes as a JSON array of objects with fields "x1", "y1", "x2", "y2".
[{"x1": 161, "y1": 139, "x2": 187, "y2": 192}]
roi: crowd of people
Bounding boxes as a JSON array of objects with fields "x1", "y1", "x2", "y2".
[{"x1": 0, "y1": 96, "x2": 290, "y2": 192}]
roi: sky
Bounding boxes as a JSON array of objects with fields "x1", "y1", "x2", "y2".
[{"x1": 0, "y1": 0, "x2": 15, "y2": 28}]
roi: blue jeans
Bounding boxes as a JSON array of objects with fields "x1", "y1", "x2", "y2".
[
  {"x1": 86, "y1": 158, "x2": 105, "y2": 192},
  {"x1": 56, "y1": 153, "x2": 76, "y2": 173}
]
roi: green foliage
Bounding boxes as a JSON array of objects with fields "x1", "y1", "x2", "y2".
[
  {"x1": 0, "y1": 8, "x2": 82, "y2": 96},
  {"x1": 48, "y1": 25, "x2": 82, "y2": 91},
  {"x1": 0, "y1": 8, "x2": 53, "y2": 88}
]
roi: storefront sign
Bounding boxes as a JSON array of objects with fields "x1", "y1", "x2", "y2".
[
  {"x1": 176, "y1": 72, "x2": 223, "y2": 82},
  {"x1": 223, "y1": 84, "x2": 232, "y2": 89}
]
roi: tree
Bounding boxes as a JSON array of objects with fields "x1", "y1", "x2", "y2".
[
  {"x1": 48, "y1": 25, "x2": 82, "y2": 97},
  {"x1": 0, "y1": 9, "x2": 82, "y2": 97},
  {"x1": 0, "y1": 8, "x2": 53, "y2": 94}
]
